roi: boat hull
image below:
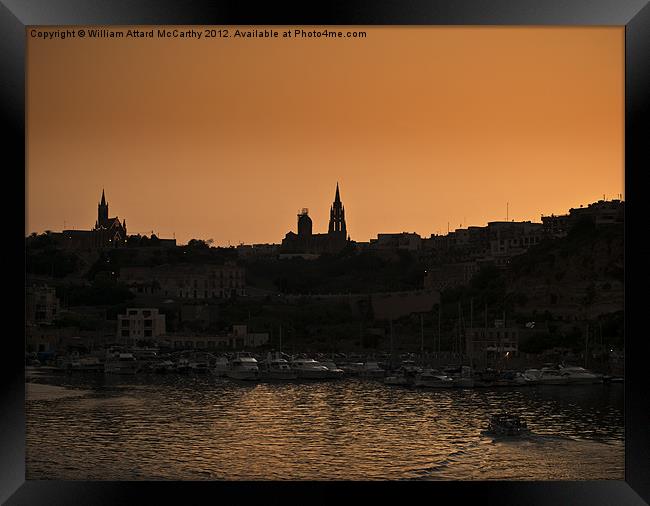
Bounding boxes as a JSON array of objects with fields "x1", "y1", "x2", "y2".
[
  {"x1": 384, "y1": 377, "x2": 410, "y2": 386},
  {"x1": 260, "y1": 371, "x2": 299, "y2": 381},
  {"x1": 536, "y1": 378, "x2": 568, "y2": 385},
  {"x1": 227, "y1": 370, "x2": 259, "y2": 381},
  {"x1": 294, "y1": 369, "x2": 331, "y2": 380},
  {"x1": 414, "y1": 379, "x2": 455, "y2": 388},
  {"x1": 453, "y1": 378, "x2": 475, "y2": 388},
  {"x1": 562, "y1": 376, "x2": 603, "y2": 385},
  {"x1": 104, "y1": 364, "x2": 139, "y2": 375}
]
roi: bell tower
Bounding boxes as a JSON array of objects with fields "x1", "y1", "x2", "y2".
[
  {"x1": 97, "y1": 189, "x2": 109, "y2": 228},
  {"x1": 328, "y1": 182, "x2": 346, "y2": 236}
]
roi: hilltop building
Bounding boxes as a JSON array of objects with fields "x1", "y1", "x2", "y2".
[
  {"x1": 281, "y1": 183, "x2": 351, "y2": 255},
  {"x1": 50, "y1": 189, "x2": 128, "y2": 250},
  {"x1": 542, "y1": 199, "x2": 624, "y2": 238},
  {"x1": 369, "y1": 232, "x2": 422, "y2": 252}
]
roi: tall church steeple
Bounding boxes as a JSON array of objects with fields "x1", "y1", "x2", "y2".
[
  {"x1": 98, "y1": 188, "x2": 109, "y2": 227},
  {"x1": 328, "y1": 182, "x2": 346, "y2": 236}
]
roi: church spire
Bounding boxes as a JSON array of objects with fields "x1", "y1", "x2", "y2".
[
  {"x1": 328, "y1": 182, "x2": 346, "y2": 236},
  {"x1": 98, "y1": 188, "x2": 109, "y2": 227}
]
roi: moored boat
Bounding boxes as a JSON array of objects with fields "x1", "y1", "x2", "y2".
[
  {"x1": 213, "y1": 356, "x2": 230, "y2": 377},
  {"x1": 260, "y1": 353, "x2": 298, "y2": 381},
  {"x1": 290, "y1": 358, "x2": 331, "y2": 380},
  {"x1": 340, "y1": 362, "x2": 365, "y2": 377},
  {"x1": 104, "y1": 349, "x2": 140, "y2": 375},
  {"x1": 320, "y1": 360, "x2": 345, "y2": 380},
  {"x1": 523, "y1": 367, "x2": 567, "y2": 385},
  {"x1": 414, "y1": 369, "x2": 455, "y2": 388},
  {"x1": 558, "y1": 365, "x2": 603, "y2": 384},
  {"x1": 149, "y1": 360, "x2": 175, "y2": 373},
  {"x1": 384, "y1": 369, "x2": 411, "y2": 386},
  {"x1": 67, "y1": 355, "x2": 104, "y2": 372},
  {"x1": 360, "y1": 361, "x2": 386, "y2": 379},
  {"x1": 494, "y1": 370, "x2": 531, "y2": 387},
  {"x1": 227, "y1": 352, "x2": 259, "y2": 381}
]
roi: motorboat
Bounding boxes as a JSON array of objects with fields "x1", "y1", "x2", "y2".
[
  {"x1": 523, "y1": 367, "x2": 567, "y2": 385},
  {"x1": 385, "y1": 361, "x2": 422, "y2": 386},
  {"x1": 260, "y1": 353, "x2": 298, "y2": 381},
  {"x1": 175, "y1": 357, "x2": 192, "y2": 374},
  {"x1": 340, "y1": 362, "x2": 365, "y2": 376},
  {"x1": 449, "y1": 365, "x2": 474, "y2": 388},
  {"x1": 484, "y1": 413, "x2": 530, "y2": 437},
  {"x1": 104, "y1": 349, "x2": 140, "y2": 374},
  {"x1": 189, "y1": 354, "x2": 212, "y2": 373},
  {"x1": 414, "y1": 369, "x2": 455, "y2": 388},
  {"x1": 149, "y1": 360, "x2": 175, "y2": 373},
  {"x1": 360, "y1": 361, "x2": 386, "y2": 379},
  {"x1": 453, "y1": 376, "x2": 475, "y2": 388},
  {"x1": 399, "y1": 360, "x2": 423, "y2": 376},
  {"x1": 213, "y1": 356, "x2": 230, "y2": 377},
  {"x1": 320, "y1": 360, "x2": 345, "y2": 379},
  {"x1": 494, "y1": 370, "x2": 532, "y2": 387},
  {"x1": 290, "y1": 358, "x2": 331, "y2": 380},
  {"x1": 226, "y1": 352, "x2": 259, "y2": 381},
  {"x1": 67, "y1": 355, "x2": 103, "y2": 372},
  {"x1": 474, "y1": 369, "x2": 499, "y2": 388},
  {"x1": 384, "y1": 368, "x2": 411, "y2": 386},
  {"x1": 558, "y1": 365, "x2": 603, "y2": 384},
  {"x1": 131, "y1": 347, "x2": 159, "y2": 362}
]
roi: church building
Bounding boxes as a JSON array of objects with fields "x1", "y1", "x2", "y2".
[
  {"x1": 92, "y1": 189, "x2": 128, "y2": 248},
  {"x1": 281, "y1": 183, "x2": 351, "y2": 254},
  {"x1": 54, "y1": 189, "x2": 128, "y2": 250}
]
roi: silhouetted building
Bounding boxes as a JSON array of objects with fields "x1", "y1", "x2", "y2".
[
  {"x1": 541, "y1": 213, "x2": 572, "y2": 238},
  {"x1": 281, "y1": 183, "x2": 351, "y2": 254},
  {"x1": 541, "y1": 199, "x2": 623, "y2": 238},
  {"x1": 51, "y1": 189, "x2": 127, "y2": 250},
  {"x1": 92, "y1": 189, "x2": 128, "y2": 247},
  {"x1": 569, "y1": 199, "x2": 624, "y2": 225},
  {"x1": 369, "y1": 232, "x2": 422, "y2": 251},
  {"x1": 328, "y1": 183, "x2": 347, "y2": 238},
  {"x1": 236, "y1": 243, "x2": 280, "y2": 259}
]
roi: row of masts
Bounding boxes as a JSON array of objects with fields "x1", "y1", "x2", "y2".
[{"x1": 267, "y1": 299, "x2": 603, "y2": 369}]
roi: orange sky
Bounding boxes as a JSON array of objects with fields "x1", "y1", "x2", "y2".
[{"x1": 26, "y1": 26, "x2": 624, "y2": 245}]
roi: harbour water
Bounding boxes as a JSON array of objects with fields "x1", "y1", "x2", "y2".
[{"x1": 26, "y1": 371, "x2": 624, "y2": 481}]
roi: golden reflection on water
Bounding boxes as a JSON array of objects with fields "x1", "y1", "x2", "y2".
[{"x1": 26, "y1": 375, "x2": 624, "y2": 480}]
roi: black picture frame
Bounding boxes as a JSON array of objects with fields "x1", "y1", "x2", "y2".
[{"x1": 3, "y1": 1, "x2": 649, "y2": 504}]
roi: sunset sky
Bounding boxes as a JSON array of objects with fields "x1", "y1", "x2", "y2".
[{"x1": 26, "y1": 26, "x2": 624, "y2": 245}]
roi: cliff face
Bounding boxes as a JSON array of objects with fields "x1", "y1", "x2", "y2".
[{"x1": 506, "y1": 222, "x2": 623, "y2": 320}]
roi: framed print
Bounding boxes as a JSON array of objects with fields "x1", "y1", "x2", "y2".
[{"x1": 2, "y1": 0, "x2": 649, "y2": 504}]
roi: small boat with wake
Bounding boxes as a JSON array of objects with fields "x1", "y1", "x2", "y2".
[{"x1": 482, "y1": 413, "x2": 530, "y2": 437}]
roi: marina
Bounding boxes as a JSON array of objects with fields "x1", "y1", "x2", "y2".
[
  {"x1": 28, "y1": 348, "x2": 620, "y2": 389},
  {"x1": 25, "y1": 366, "x2": 624, "y2": 481}
]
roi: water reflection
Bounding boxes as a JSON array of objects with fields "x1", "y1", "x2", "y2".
[{"x1": 26, "y1": 373, "x2": 623, "y2": 480}]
